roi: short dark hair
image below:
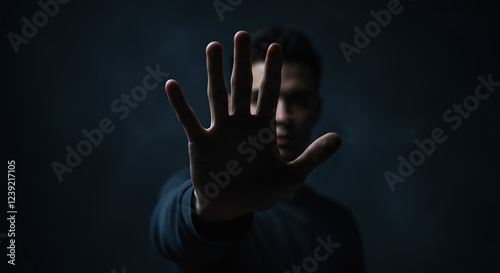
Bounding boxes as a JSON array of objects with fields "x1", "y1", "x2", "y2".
[{"x1": 231, "y1": 26, "x2": 322, "y2": 92}]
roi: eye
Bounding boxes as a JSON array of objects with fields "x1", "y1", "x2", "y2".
[{"x1": 287, "y1": 94, "x2": 311, "y2": 108}]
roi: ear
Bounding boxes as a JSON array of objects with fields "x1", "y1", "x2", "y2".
[{"x1": 227, "y1": 94, "x2": 232, "y2": 115}]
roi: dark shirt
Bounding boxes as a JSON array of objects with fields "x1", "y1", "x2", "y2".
[{"x1": 150, "y1": 168, "x2": 365, "y2": 272}]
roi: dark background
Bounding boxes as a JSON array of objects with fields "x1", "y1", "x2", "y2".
[{"x1": 3, "y1": 0, "x2": 500, "y2": 272}]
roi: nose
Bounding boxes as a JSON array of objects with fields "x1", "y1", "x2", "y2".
[{"x1": 275, "y1": 98, "x2": 290, "y2": 124}]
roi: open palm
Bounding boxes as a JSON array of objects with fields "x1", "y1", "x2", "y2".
[{"x1": 165, "y1": 31, "x2": 341, "y2": 222}]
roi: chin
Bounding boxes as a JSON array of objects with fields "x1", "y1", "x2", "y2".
[{"x1": 279, "y1": 148, "x2": 299, "y2": 162}]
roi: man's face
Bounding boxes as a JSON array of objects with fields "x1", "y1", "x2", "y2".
[{"x1": 251, "y1": 61, "x2": 321, "y2": 161}]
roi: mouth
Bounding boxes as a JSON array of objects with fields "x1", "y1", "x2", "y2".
[{"x1": 277, "y1": 135, "x2": 292, "y2": 146}]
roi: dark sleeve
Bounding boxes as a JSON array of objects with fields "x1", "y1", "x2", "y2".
[{"x1": 149, "y1": 169, "x2": 254, "y2": 269}]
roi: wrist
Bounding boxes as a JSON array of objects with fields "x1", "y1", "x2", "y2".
[{"x1": 192, "y1": 189, "x2": 244, "y2": 223}]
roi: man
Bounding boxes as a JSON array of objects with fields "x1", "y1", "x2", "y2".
[{"x1": 150, "y1": 26, "x2": 365, "y2": 272}]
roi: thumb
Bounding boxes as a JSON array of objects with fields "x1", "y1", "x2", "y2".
[{"x1": 290, "y1": 133, "x2": 341, "y2": 177}]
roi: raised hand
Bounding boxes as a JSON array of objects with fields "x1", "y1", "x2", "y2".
[{"x1": 165, "y1": 31, "x2": 341, "y2": 223}]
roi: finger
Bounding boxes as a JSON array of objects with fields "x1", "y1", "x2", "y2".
[
  {"x1": 290, "y1": 133, "x2": 341, "y2": 177},
  {"x1": 206, "y1": 42, "x2": 229, "y2": 125},
  {"x1": 256, "y1": 43, "x2": 282, "y2": 118},
  {"x1": 165, "y1": 80, "x2": 204, "y2": 140},
  {"x1": 230, "y1": 31, "x2": 253, "y2": 115}
]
